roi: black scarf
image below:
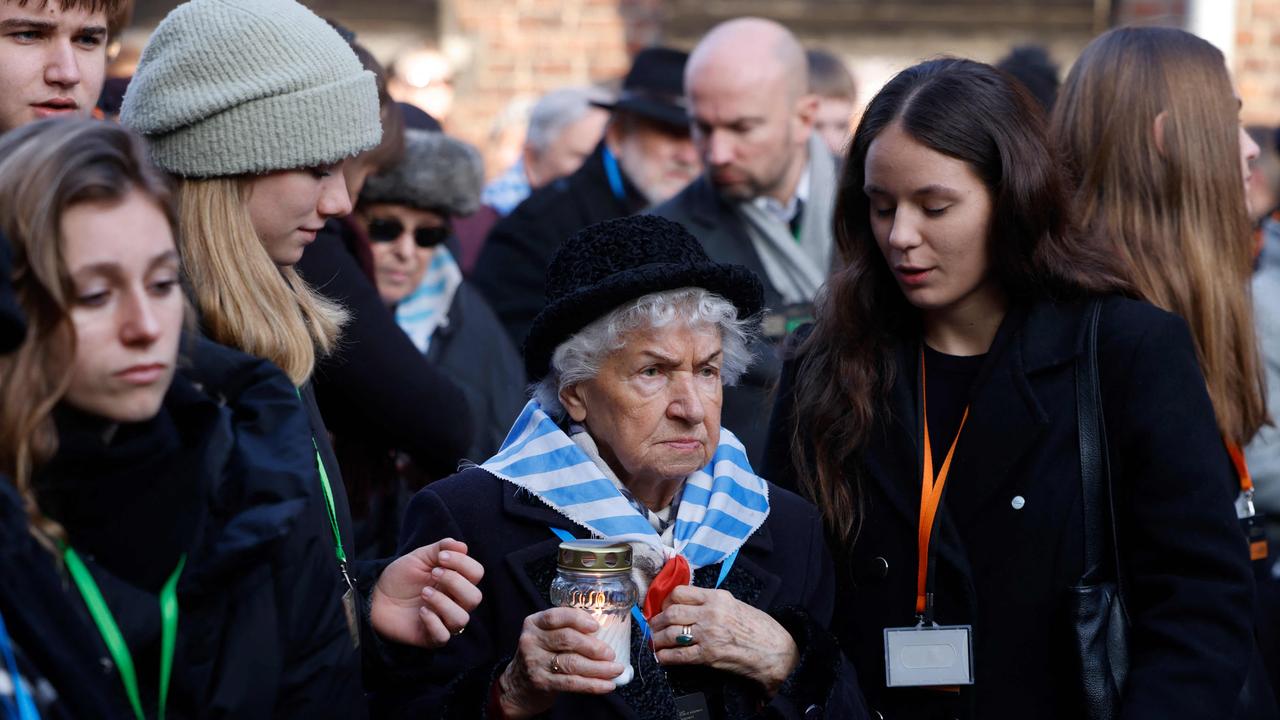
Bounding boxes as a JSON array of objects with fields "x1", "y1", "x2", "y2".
[{"x1": 34, "y1": 395, "x2": 207, "y2": 593}]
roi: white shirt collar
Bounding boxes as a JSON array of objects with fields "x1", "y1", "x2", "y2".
[{"x1": 751, "y1": 158, "x2": 811, "y2": 226}]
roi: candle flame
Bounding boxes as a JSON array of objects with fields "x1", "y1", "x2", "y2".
[{"x1": 569, "y1": 588, "x2": 613, "y2": 612}]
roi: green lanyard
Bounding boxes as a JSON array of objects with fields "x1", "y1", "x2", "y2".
[
  {"x1": 296, "y1": 389, "x2": 347, "y2": 568},
  {"x1": 63, "y1": 546, "x2": 185, "y2": 720},
  {"x1": 313, "y1": 441, "x2": 349, "y2": 567}
]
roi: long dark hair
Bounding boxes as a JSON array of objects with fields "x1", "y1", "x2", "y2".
[{"x1": 792, "y1": 58, "x2": 1128, "y2": 541}]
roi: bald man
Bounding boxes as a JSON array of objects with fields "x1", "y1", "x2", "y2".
[{"x1": 652, "y1": 17, "x2": 838, "y2": 467}]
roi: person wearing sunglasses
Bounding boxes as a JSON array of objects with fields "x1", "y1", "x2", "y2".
[{"x1": 360, "y1": 129, "x2": 526, "y2": 466}]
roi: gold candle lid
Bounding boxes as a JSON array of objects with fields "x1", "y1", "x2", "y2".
[{"x1": 556, "y1": 540, "x2": 632, "y2": 573}]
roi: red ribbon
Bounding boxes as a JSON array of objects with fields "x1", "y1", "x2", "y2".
[{"x1": 642, "y1": 554, "x2": 690, "y2": 619}]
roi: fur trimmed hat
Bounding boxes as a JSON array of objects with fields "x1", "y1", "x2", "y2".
[
  {"x1": 120, "y1": 0, "x2": 381, "y2": 178},
  {"x1": 359, "y1": 130, "x2": 484, "y2": 217}
]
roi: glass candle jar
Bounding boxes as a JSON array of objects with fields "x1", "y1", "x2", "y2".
[{"x1": 549, "y1": 539, "x2": 637, "y2": 686}]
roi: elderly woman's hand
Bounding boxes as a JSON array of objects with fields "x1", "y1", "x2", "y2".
[
  {"x1": 370, "y1": 538, "x2": 484, "y2": 647},
  {"x1": 495, "y1": 608, "x2": 624, "y2": 719},
  {"x1": 650, "y1": 585, "x2": 799, "y2": 694}
]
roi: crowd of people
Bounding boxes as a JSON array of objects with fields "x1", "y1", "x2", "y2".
[{"x1": 1, "y1": 0, "x2": 1279, "y2": 718}]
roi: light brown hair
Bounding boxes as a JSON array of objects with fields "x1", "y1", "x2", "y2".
[
  {"x1": 806, "y1": 48, "x2": 856, "y2": 101},
  {"x1": 175, "y1": 177, "x2": 347, "y2": 386},
  {"x1": 0, "y1": 118, "x2": 174, "y2": 550},
  {"x1": 1051, "y1": 27, "x2": 1266, "y2": 445}
]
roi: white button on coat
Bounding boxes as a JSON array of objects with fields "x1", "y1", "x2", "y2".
[{"x1": 1011, "y1": 496, "x2": 1026, "y2": 510}]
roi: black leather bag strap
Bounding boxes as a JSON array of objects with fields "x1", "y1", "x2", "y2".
[{"x1": 1076, "y1": 299, "x2": 1126, "y2": 599}]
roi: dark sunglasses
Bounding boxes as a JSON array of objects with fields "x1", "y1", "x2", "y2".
[{"x1": 366, "y1": 217, "x2": 450, "y2": 248}]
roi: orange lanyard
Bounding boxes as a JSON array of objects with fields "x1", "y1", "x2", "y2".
[
  {"x1": 1225, "y1": 440, "x2": 1269, "y2": 561},
  {"x1": 1225, "y1": 440, "x2": 1254, "y2": 493},
  {"x1": 917, "y1": 349, "x2": 970, "y2": 617}
]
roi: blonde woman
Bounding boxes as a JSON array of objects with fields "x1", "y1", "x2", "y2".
[
  {"x1": 120, "y1": 0, "x2": 484, "y2": 675},
  {"x1": 1052, "y1": 26, "x2": 1277, "y2": 716}
]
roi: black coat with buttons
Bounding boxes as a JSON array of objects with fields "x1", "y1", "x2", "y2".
[{"x1": 764, "y1": 296, "x2": 1256, "y2": 720}]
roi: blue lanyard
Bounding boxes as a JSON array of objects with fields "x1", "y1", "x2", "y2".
[
  {"x1": 600, "y1": 147, "x2": 627, "y2": 203},
  {"x1": 547, "y1": 527, "x2": 739, "y2": 638},
  {"x1": 0, "y1": 609, "x2": 39, "y2": 720}
]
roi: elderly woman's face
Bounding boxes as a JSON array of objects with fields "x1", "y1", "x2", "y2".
[
  {"x1": 562, "y1": 323, "x2": 723, "y2": 488},
  {"x1": 362, "y1": 203, "x2": 447, "y2": 306}
]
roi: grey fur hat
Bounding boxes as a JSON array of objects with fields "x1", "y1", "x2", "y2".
[
  {"x1": 359, "y1": 130, "x2": 484, "y2": 217},
  {"x1": 120, "y1": 0, "x2": 382, "y2": 178}
]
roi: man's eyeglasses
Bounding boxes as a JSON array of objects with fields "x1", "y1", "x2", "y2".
[{"x1": 366, "y1": 217, "x2": 450, "y2": 248}]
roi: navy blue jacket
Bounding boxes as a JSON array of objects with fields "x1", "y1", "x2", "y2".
[
  {"x1": 1, "y1": 337, "x2": 363, "y2": 718},
  {"x1": 765, "y1": 296, "x2": 1256, "y2": 720},
  {"x1": 376, "y1": 466, "x2": 868, "y2": 719}
]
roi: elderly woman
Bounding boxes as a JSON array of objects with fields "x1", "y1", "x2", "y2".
[
  {"x1": 382, "y1": 215, "x2": 866, "y2": 719},
  {"x1": 359, "y1": 129, "x2": 525, "y2": 461}
]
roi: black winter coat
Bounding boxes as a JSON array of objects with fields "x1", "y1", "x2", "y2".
[
  {"x1": 764, "y1": 296, "x2": 1256, "y2": 720},
  {"x1": 1, "y1": 337, "x2": 364, "y2": 718},
  {"x1": 472, "y1": 142, "x2": 648, "y2": 352},
  {"x1": 425, "y1": 282, "x2": 526, "y2": 462},
  {"x1": 298, "y1": 217, "x2": 474, "y2": 480},
  {"x1": 374, "y1": 467, "x2": 869, "y2": 720}
]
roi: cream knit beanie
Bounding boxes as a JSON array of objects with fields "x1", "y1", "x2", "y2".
[{"x1": 121, "y1": 0, "x2": 382, "y2": 178}]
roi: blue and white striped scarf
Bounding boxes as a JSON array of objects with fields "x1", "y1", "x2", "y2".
[
  {"x1": 395, "y1": 247, "x2": 464, "y2": 355},
  {"x1": 481, "y1": 400, "x2": 770, "y2": 569}
]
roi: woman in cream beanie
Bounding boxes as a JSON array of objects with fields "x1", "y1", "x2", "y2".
[
  {"x1": 122, "y1": 0, "x2": 380, "y2": 387},
  {"x1": 120, "y1": 2, "x2": 487, "y2": 712}
]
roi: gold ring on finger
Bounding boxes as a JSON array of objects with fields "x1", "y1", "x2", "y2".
[{"x1": 549, "y1": 653, "x2": 564, "y2": 674}]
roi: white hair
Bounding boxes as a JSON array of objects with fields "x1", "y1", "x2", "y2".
[
  {"x1": 533, "y1": 287, "x2": 757, "y2": 419},
  {"x1": 524, "y1": 86, "x2": 600, "y2": 155}
]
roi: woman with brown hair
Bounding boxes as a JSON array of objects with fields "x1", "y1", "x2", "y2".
[
  {"x1": 0, "y1": 117, "x2": 481, "y2": 718},
  {"x1": 1051, "y1": 25, "x2": 1277, "y2": 715},
  {"x1": 764, "y1": 57, "x2": 1254, "y2": 719},
  {"x1": 1052, "y1": 27, "x2": 1265, "y2": 454}
]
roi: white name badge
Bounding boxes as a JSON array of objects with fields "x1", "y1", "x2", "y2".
[{"x1": 884, "y1": 624, "x2": 975, "y2": 688}]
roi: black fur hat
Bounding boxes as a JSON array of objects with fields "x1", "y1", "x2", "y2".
[
  {"x1": 359, "y1": 129, "x2": 483, "y2": 217},
  {"x1": 523, "y1": 215, "x2": 763, "y2": 380}
]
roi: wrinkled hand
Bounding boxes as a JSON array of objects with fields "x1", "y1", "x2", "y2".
[
  {"x1": 495, "y1": 608, "x2": 623, "y2": 719},
  {"x1": 370, "y1": 538, "x2": 484, "y2": 648},
  {"x1": 649, "y1": 585, "x2": 798, "y2": 695}
]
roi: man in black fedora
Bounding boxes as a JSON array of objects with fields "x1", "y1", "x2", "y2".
[{"x1": 474, "y1": 47, "x2": 700, "y2": 352}]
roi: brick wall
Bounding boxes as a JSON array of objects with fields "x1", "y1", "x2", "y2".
[
  {"x1": 394, "y1": 0, "x2": 1280, "y2": 176},
  {"x1": 1236, "y1": 0, "x2": 1280, "y2": 124},
  {"x1": 1116, "y1": 0, "x2": 1187, "y2": 25},
  {"x1": 441, "y1": 0, "x2": 646, "y2": 175}
]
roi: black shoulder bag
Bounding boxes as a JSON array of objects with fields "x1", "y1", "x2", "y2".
[{"x1": 1069, "y1": 299, "x2": 1130, "y2": 720}]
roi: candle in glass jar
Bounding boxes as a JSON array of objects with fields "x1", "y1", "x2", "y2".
[{"x1": 550, "y1": 540, "x2": 637, "y2": 686}]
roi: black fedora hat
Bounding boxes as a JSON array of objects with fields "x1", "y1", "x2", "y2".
[
  {"x1": 592, "y1": 47, "x2": 690, "y2": 130},
  {"x1": 523, "y1": 215, "x2": 763, "y2": 380},
  {"x1": 0, "y1": 229, "x2": 27, "y2": 354}
]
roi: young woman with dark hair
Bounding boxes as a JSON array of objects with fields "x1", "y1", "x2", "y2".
[{"x1": 765, "y1": 58, "x2": 1255, "y2": 719}]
